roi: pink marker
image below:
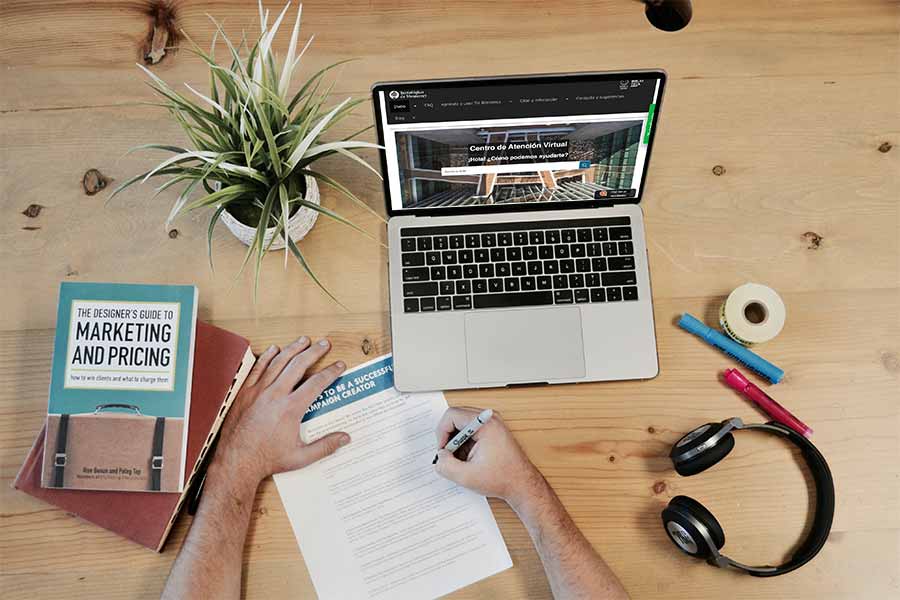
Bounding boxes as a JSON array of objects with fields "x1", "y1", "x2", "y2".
[{"x1": 722, "y1": 368, "x2": 813, "y2": 438}]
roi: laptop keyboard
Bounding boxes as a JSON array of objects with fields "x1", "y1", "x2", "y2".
[{"x1": 399, "y1": 217, "x2": 638, "y2": 313}]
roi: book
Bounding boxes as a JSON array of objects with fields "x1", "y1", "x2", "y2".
[
  {"x1": 14, "y1": 320, "x2": 256, "y2": 551},
  {"x1": 42, "y1": 282, "x2": 199, "y2": 492}
]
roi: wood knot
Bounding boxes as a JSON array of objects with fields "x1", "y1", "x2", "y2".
[
  {"x1": 168, "y1": 229, "x2": 179, "y2": 239},
  {"x1": 878, "y1": 142, "x2": 892, "y2": 153},
  {"x1": 361, "y1": 338, "x2": 372, "y2": 355},
  {"x1": 82, "y1": 169, "x2": 111, "y2": 195},
  {"x1": 881, "y1": 351, "x2": 900, "y2": 374},
  {"x1": 711, "y1": 165, "x2": 725, "y2": 176},
  {"x1": 608, "y1": 455, "x2": 616, "y2": 463},
  {"x1": 802, "y1": 231, "x2": 823, "y2": 250},
  {"x1": 22, "y1": 203, "x2": 44, "y2": 218},
  {"x1": 647, "y1": 426, "x2": 656, "y2": 434},
  {"x1": 652, "y1": 481, "x2": 667, "y2": 494},
  {"x1": 143, "y1": 1, "x2": 179, "y2": 64}
]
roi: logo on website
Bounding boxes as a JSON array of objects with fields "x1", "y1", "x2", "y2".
[
  {"x1": 619, "y1": 80, "x2": 630, "y2": 91},
  {"x1": 388, "y1": 90, "x2": 400, "y2": 100}
]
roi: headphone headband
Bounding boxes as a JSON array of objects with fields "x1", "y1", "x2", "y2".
[{"x1": 664, "y1": 418, "x2": 835, "y2": 577}]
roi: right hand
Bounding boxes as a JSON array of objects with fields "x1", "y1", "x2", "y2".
[
  {"x1": 214, "y1": 337, "x2": 351, "y2": 486},
  {"x1": 433, "y1": 407, "x2": 544, "y2": 507}
]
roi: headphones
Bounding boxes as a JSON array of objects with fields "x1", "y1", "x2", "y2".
[{"x1": 661, "y1": 417, "x2": 835, "y2": 576}]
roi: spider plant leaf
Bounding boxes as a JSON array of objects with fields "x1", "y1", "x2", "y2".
[
  {"x1": 125, "y1": 143, "x2": 190, "y2": 156},
  {"x1": 333, "y1": 148, "x2": 383, "y2": 180},
  {"x1": 142, "y1": 152, "x2": 207, "y2": 183},
  {"x1": 248, "y1": 185, "x2": 280, "y2": 301},
  {"x1": 277, "y1": 3, "x2": 302, "y2": 97},
  {"x1": 302, "y1": 168, "x2": 387, "y2": 224},
  {"x1": 107, "y1": 169, "x2": 156, "y2": 201},
  {"x1": 153, "y1": 173, "x2": 191, "y2": 198},
  {"x1": 290, "y1": 197, "x2": 380, "y2": 244},
  {"x1": 341, "y1": 124, "x2": 375, "y2": 141},
  {"x1": 258, "y1": 0, "x2": 268, "y2": 33},
  {"x1": 283, "y1": 35, "x2": 314, "y2": 97},
  {"x1": 312, "y1": 97, "x2": 368, "y2": 134},
  {"x1": 299, "y1": 140, "x2": 382, "y2": 163},
  {"x1": 206, "y1": 203, "x2": 228, "y2": 272},
  {"x1": 252, "y1": 1, "x2": 290, "y2": 98},
  {"x1": 247, "y1": 91, "x2": 284, "y2": 178},
  {"x1": 279, "y1": 182, "x2": 290, "y2": 267},
  {"x1": 208, "y1": 16, "x2": 250, "y2": 82},
  {"x1": 166, "y1": 176, "x2": 203, "y2": 227},
  {"x1": 184, "y1": 83, "x2": 228, "y2": 117},
  {"x1": 286, "y1": 58, "x2": 356, "y2": 113},
  {"x1": 286, "y1": 235, "x2": 347, "y2": 310},
  {"x1": 181, "y1": 182, "x2": 258, "y2": 214},
  {"x1": 285, "y1": 97, "x2": 351, "y2": 171},
  {"x1": 166, "y1": 153, "x2": 231, "y2": 225}
]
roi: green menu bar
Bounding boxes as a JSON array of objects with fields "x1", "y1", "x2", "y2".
[{"x1": 643, "y1": 103, "x2": 656, "y2": 144}]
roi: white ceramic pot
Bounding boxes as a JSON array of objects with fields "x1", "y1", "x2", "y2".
[{"x1": 218, "y1": 175, "x2": 320, "y2": 251}]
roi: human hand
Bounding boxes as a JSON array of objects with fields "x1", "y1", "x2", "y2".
[
  {"x1": 433, "y1": 407, "x2": 544, "y2": 508},
  {"x1": 213, "y1": 337, "x2": 351, "y2": 486}
]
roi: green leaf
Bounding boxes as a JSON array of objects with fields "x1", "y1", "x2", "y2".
[
  {"x1": 286, "y1": 59, "x2": 356, "y2": 113},
  {"x1": 180, "y1": 182, "x2": 258, "y2": 215},
  {"x1": 303, "y1": 168, "x2": 387, "y2": 224},
  {"x1": 207, "y1": 203, "x2": 228, "y2": 272},
  {"x1": 278, "y1": 183, "x2": 290, "y2": 266},
  {"x1": 249, "y1": 185, "x2": 280, "y2": 301},
  {"x1": 284, "y1": 97, "x2": 351, "y2": 171},
  {"x1": 290, "y1": 197, "x2": 380, "y2": 245},
  {"x1": 286, "y1": 235, "x2": 347, "y2": 309}
]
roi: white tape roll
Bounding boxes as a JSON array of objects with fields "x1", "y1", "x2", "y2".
[{"x1": 719, "y1": 283, "x2": 786, "y2": 346}]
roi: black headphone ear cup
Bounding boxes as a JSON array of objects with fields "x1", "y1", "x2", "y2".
[
  {"x1": 668, "y1": 496, "x2": 726, "y2": 550},
  {"x1": 673, "y1": 432, "x2": 735, "y2": 476},
  {"x1": 662, "y1": 502, "x2": 714, "y2": 559}
]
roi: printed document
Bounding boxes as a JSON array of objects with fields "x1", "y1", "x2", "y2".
[{"x1": 274, "y1": 354, "x2": 512, "y2": 599}]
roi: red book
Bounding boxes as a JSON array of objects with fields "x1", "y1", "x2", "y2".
[{"x1": 13, "y1": 321, "x2": 255, "y2": 551}]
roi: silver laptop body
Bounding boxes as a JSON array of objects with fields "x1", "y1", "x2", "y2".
[{"x1": 373, "y1": 71, "x2": 665, "y2": 392}]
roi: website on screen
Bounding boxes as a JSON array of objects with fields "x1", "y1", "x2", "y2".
[{"x1": 378, "y1": 76, "x2": 661, "y2": 211}]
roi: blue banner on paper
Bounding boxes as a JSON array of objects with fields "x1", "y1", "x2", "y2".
[{"x1": 302, "y1": 355, "x2": 395, "y2": 422}]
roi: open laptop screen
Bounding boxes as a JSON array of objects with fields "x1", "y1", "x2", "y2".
[{"x1": 373, "y1": 71, "x2": 665, "y2": 216}]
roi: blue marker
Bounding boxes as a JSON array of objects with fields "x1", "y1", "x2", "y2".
[{"x1": 678, "y1": 313, "x2": 784, "y2": 384}]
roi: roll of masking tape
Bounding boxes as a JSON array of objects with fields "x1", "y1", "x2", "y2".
[{"x1": 719, "y1": 283, "x2": 786, "y2": 346}]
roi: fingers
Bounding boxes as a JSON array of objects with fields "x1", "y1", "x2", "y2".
[
  {"x1": 433, "y1": 449, "x2": 476, "y2": 488},
  {"x1": 435, "y1": 406, "x2": 483, "y2": 447},
  {"x1": 287, "y1": 360, "x2": 347, "y2": 414},
  {"x1": 293, "y1": 432, "x2": 351, "y2": 469},
  {"x1": 257, "y1": 336, "x2": 312, "y2": 389},
  {"x1": 273, "y1": 338, "x2": 334, "y2": 392},
  {"x1": 245, "y1": 345, "x2": 280, "y2": 387}
]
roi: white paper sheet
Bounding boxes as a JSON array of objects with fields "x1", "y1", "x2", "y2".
[{"x1": 274, "y1": 354, "x2": 512, "y2": 599}]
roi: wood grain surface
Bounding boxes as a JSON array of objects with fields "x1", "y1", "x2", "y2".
[{"x1": 1, "y1": 1, "x2": 898, "y2": 599}]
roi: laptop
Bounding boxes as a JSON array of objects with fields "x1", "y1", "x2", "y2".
[{"x1": 372, "y1": 70, "x2": 666, "y2": 391}]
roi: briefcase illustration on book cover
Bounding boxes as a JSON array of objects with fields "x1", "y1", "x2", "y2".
[
  {"x1": 42, "y1": 404, "x2": 185, "y2": 492},
  {"x1": 42, "y1": 282, "x2": 199, "y2": 493}
]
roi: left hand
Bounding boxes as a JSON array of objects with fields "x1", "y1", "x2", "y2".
[{"x1": 213, "y1": 336, "x2": 351, "y2": 485}]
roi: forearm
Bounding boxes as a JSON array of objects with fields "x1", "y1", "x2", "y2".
[
  {"x1": 510, "y1": 473, "x2": 629, "y2": 600},
  {"x1": 161, "y1": 455, "x2": 261, "y2": 600}
]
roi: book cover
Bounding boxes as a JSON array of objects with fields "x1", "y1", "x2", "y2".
[
  {"x1": 15, "y1": 321, "x2": 256, "y2": 550},
  {"x1": 42, "y1": 282, "x2": 199, "y2": 493}
]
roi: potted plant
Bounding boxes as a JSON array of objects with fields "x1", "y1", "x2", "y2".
[{"x1": 111, "y1": 1, "x2": 383, "y2": 302}]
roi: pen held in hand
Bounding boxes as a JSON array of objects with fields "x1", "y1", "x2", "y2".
[{"x1": 433, "y1": 409, "x2": 493, "y2": 464}]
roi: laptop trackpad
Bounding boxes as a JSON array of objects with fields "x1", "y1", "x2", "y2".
[{"x1": 465, "y1": 307, "x2": 586, "y2": 384}]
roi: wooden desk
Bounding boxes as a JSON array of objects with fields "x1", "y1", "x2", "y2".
[{"x1": 1, "y1": 1, "x2": 897, "y2": 598}]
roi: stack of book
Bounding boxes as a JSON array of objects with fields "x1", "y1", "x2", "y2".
[{"x1": 13, "y1": 282, "x2": 255, "y2": 551}]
